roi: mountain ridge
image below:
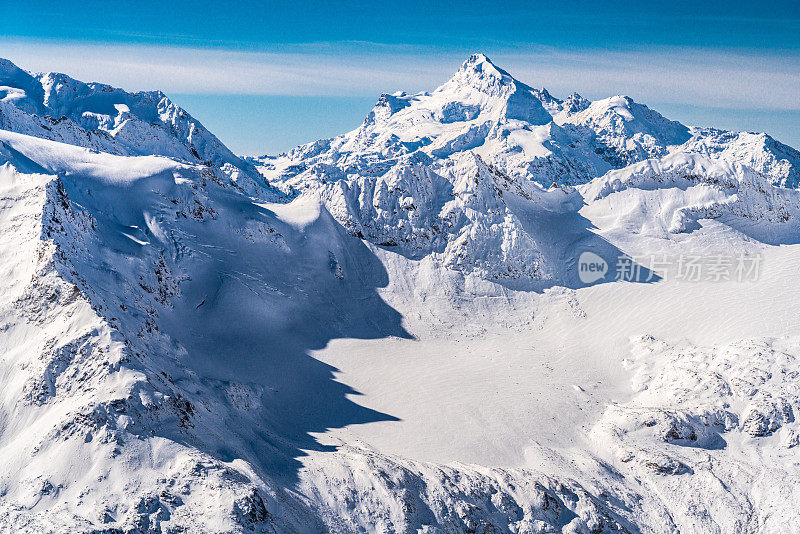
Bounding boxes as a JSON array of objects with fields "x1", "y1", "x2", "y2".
[
  {"x1": 0, "y1": 57, "x2": 282, "y2": 200},
  {"x1": 255, "y1": 53, "x2": 799, "y2": 190},
  {"x1": 0, "y1": 54, "x2": 799, "y2": 533}
]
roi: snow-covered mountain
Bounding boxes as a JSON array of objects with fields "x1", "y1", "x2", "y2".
[
  {"x1": 253, "y1": 53, "x2": 799, "y2": 288},
  {"x1": 255, "y1": 53, "x2": 800, "y2": 189},
  {"x1": 1, "y1": 55, "x2": 800, "y2": 533},
  {"x1": 0, "y1": 58, "x2": 279, "y2": 199}
]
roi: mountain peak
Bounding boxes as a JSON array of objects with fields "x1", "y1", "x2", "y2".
[
  {"x1": 0, "y1": 58, "x2": 20, "y2": 73},
  {"x1": 441, "y1": 53, "x2": 521, "y2": 98},
  {"x1": 461, "y1": 53, "x2": 495, "y2": 68},
  {"x1": 457, "y1": 53, "x2": 509, "y2": 80},
  {"x1": 0, "y1": 58, "x2": 35, "y2": 84}
]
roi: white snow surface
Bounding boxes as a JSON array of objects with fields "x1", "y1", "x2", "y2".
[
  {"x1": 0, "y1": 58, "x2": 280, "y2": 200},
  {"x1": 0, "y1": 55, "x2": 799, "y2": 533}
]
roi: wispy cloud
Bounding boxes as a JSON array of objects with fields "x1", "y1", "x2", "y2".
[
  {"x1": 497, "y1": 47, "x2": 800, "y2": 111},
  {"x1": 0, "y1": 39, "x2": 451, "y2": 98},
  {"x1": 1, "y1": 38, "x2": 798, "y2": 111}
]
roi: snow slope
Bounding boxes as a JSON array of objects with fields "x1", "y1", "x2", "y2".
[
  {"x1": 0, "y1": 55, "x2": 800, "y2": 533},
  {"x1": 0, "y1": 127, "x2": 651, "y2": 533},
  {"x1": 0, "y1": 58, "x2": 279, "y2": 200}
]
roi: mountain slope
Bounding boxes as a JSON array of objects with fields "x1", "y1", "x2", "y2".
[
  {"x1": 1, "y1": 55, "x2": 800, "y2": 533},
  {"x1": 0, "y1": 127, "x2": 658, "y2": 533},
  {"x1": 254, "y1": 53, "x2": 799, "y2": 288},
  {"x1": 0, "y1": 58, "x2": 279, "y2": 199}
]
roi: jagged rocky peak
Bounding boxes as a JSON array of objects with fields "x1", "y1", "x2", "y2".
[
  {"x1": 363, "y1": 53, "x2": 531, "y2": 126},
  {"x1": 364, "y1": 91, "x2": 415, "y2": 125},
  {"x1": 562, "y1": 91, "x2": 591, "y2": 114},
  {"x1": 441, "y1": 53, "x2": 530, "y2": 99},
  {"x1": 445, "y1": 54, "x2": 592, "y2": 121},
  {"x1": 448, "y1": 53, "x2": 515, "y2": 91},
  {"x1": 568, "y1": 94, "x2": 691, "y2": 147},
  {"x1": 432, "y1": 53, "x2": 553, "y2": 125},
  {"x1": 361, "y1": 53, "x2": 572, "y2": 130}
]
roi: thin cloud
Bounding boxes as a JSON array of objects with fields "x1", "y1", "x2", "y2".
[
  {"x1": 1, "y1": 39, "x2": 797, "y2": 111},
  {"x1": 497, "y1": 47, "x2": 800, "y2": 110}
]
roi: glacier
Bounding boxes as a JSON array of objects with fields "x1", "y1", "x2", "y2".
[{"x1": 0, "y1": 54, "x2": 798, "y2": 533}]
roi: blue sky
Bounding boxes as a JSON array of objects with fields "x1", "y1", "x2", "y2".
[{"x1": 3, "y1": 1, "x2": 799, "y2": 153}]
